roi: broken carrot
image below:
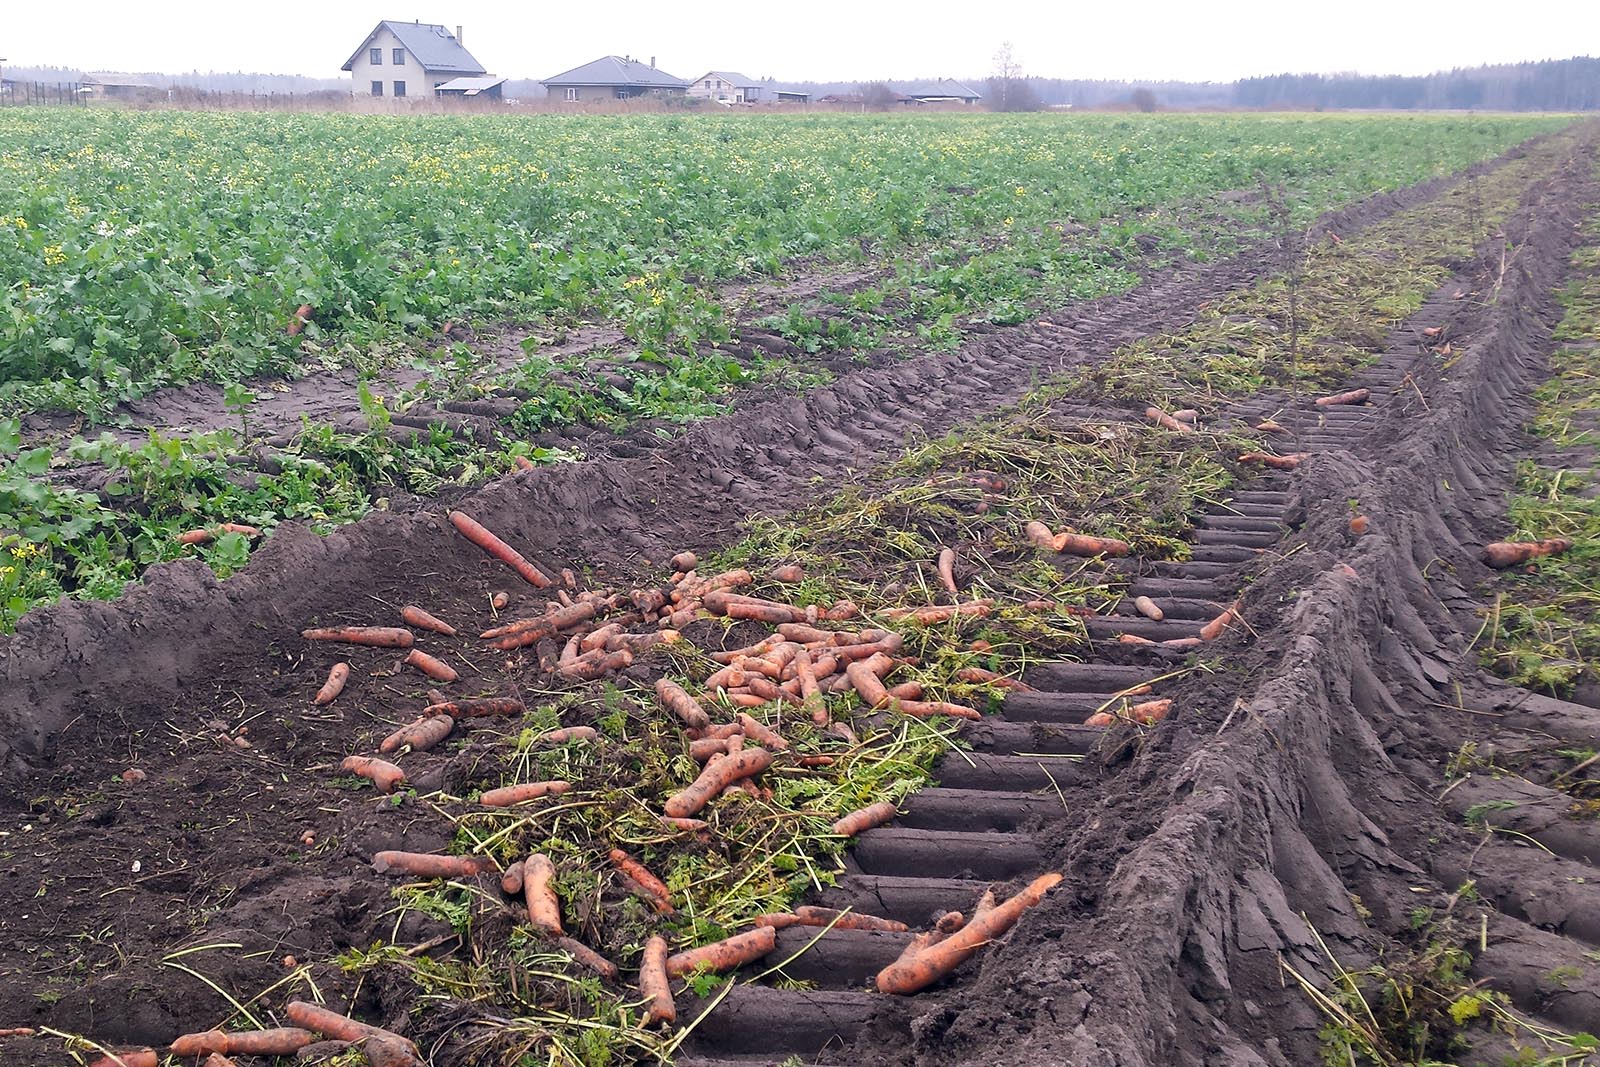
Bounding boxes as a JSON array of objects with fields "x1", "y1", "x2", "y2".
[
  {"x1": 479, "y1": 781, "x2": 571, "y2": 807},
  {"x1": 426, "y1": 697, "x2": 525, "y2": 718},
  {"x1": 657, "y1": 678, "x2": 712, "y2": 731},
  {"x1": 1054, "y1": 532, "x2": 1131, "y2": 558},
  {"x1": 609, "y1": 848, "x2": 674, "y2": 914},
  {"x1": 501, "y1": 860, "x2": 525, "y2": 895},
  {"x1": 1349, "y1": 514, "x2": 1370, "y2": 535},
  {"x1": 491, "y1": 591, "x2": 510, "y2": 610},
  {"x1": 1482, "y1": 537, "x2": 1572, "y2": 569},
  {"x1": 875, "y1": 872, "x2": 1062, "y2": 995},
  {"x1": 665, "y1": 927, "x2": 777, "y2": 977},
  {"x1": 1315, "y1": 387, "x2": 1370, "y2": 407},
  {"x1": 371, "y1": 851, "x2": 494, "y2": 878},
  {"x1": 664, "y1": 747, "x2": 774, "y2": 817},
  {"x1": 1255, "y1": 419, "x2": 1289, "y2": 434},
  {"x1": 793, "y1": 906, "x2": 909, "y2": 932},
  {"x1": 400, "y1": 605, "x2": 457, "y2": 636},
  {"x1": 404, "y1": 648, "x2": 459, "y2": 682},
  {"x1": 894, "y1": 699, "x2": 982, "y2": 721},
  {"x1": 558, "y1": 648, "x2": 633, "y2": 680},
  {"x1": 736, "y1": 712, "x2": 789, "y2": 751},
  {"x1": 887, "y1": 681, "x2": 924, "y2": 700},
  {"x1": 378, "y1": 714, "x2": 454, "y2": 754},
  {"x1": 670, "y1": 551, "x2": 698, "y2": 572},
  {"x1": 1199, "y1": 600, "x2": 1243, "y2": 641},
  {"x1": 342, "y1": 755, "x2": 406, "y2": 794},
  {"x1": 832, "y1": 800, "x2": 897, "y2": 837},
  {"x1": 313, "y1": 662, "x2": 350, "y2": 705},
  {"x1": 449, "y1": 509, "x2": 551, "y2": 588},
  {"x1": 523, "y1": 853, "x2": 562, "y2": 934},
  {"x1": 1170, "y1": 408, "x2": 1198, "y2": 424},
  {"x1": 302, "y1": 626, "x2": 413, "y2": 648},
  {"x1": 660, "y1": 815, "x2": 709, "y2": 832},
  {"x1": 554, "y1": 936, "x2": 618, "y2": 981},
  {"x1": 1132, "y1": 595, "x2": 1164, "y2": 621},
  {"x1": 640, "y1": 935, "x2": 675, "y2": 1026}
]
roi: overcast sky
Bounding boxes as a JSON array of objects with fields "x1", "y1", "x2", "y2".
[{"x1": 3, "y1": 0, "x2": 1592, "y2": 83}]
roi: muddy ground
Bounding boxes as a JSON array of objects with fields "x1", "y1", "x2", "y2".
[{"x1": 1, "y1": 125, "x2": 1597, "y2": 1067}]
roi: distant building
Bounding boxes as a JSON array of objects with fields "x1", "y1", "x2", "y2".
[
  {"x1": 435, "y1": 75, "x2": 506, "y2": 100},
  {"x1": 542, "y1": 56, "x2": 687, "y2": 102},
  {"x1": 81, "y1": 73, "x2": 165, "y2": 100},
  {"x1": 896, "y1": 79, "x2": 983, "y2": 105},
  {"x1": 687, "y1": 72, "x2": 811, "y2": 104},
  {"x1": 341, "y1": 20, "x2": 487, "y2": 98}
]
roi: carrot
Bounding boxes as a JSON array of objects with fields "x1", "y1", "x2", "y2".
[
  {"x1": 426, "y1": 697, "x2": 525, "y2": 718},
  {"x1": 554, "y1": 935, "x2": 619, "y2": 981},
  {"x1": 371, "y1": 851, "x2": 494, "y2": 878},
  {"x1": 1482, "y1": 537, "x2": 1572, "y2": 569},
  {"x1": 825, "y1": 599, "x2": 861, "y2": 621},
  {"x1": 581, "y1": 623, "x2": 624, "y2": 652},
  {"x1": 176, "y1": 523, "x2": 262, "y2": 546},
  {"x1": 1146, "y1": 406, "x2": 1193, "y2": 433},
  {"x1": 1025, "y1": 520, "x2": 1059, "y2": 551},
  {"x1": 501, "y1": 860, "x2": 525, "y2": 895},
  {"x1": 491, "y1": 591, "x2": 510, "y2": 610},
  {"x1": 832, "y1": 800, "x2": 897, "y2": 837},
  {"x1": 670, "y1": 551, "x2": 698, "y2": 572},
  {"x1": 664, "y1": 747, "x2": 774, "y2": 817},
  {"x1": 1349, "y1": 514, "x2": 1370, "y2": 535},
  {"x1": 88, "y1": 1052, "x2": 157, "y2": 1067},
  {"x1": 700, "y1": 722, "x2": 745, "y2": 740},
  {"x1": 640, "y1": 935, "x2": 675, "y2": 1026},
  {"x1": 656, "y1": 679, "x2": 712, "y2": 731},
  {"x1": 831, "y1": 634, "x2": 906, "y2": 663},
  {"x1": 893, "y1": 699, "x2": 982, "y2": 721},
  {"x1": 752, "y1": 912, "x2": 805, "y2": 929},
  {"x1": 404, "y1": 648, "x2": 459, "y2": 682},
  {"x1": 736, "y1": 712, "x2": 789, "y2": 751},
  {"x1": 1200, "y1": 600, "x2": 1242, "y2": 641},
  {"x1": 558, "y1": 648, "x2": 633, "y2": 680},
  {"x1": 875, "y1": 872, "x2": 1062, "y2": 994},
  {"x1": 1315, "y1": 387, "x2": 1370, "y2": 407},
  {"x1": 1237, "y1": 451, "x2": 1309, "y2": 470},
  {"x1": 302, "y1": 626, "x2": 413, "y2": 648},
  {"x1": 1170, "y1": 408, "x2": 1198, "y2": 424},
  {"x1": 887, "y1": 681, "x2": 924, "y2": 700},
  {"x1": 449, "y1": 509, "x2": 552, "y2": 588},
  {"x1": 880, "y1": 601, "x2": 994, "y2": 624},
  {"x1": 1131, "y1": 698, "x2": 1173, "y2": 724},
  {"x1": 689, "y1": 737, "x2": 729, "y2": 762},
  {"x1": 665, "y1": 926, "x2": 778, "y2": 977},
  {"x1": 523, "y1": 853, "x2": 563, "y2": 933},
  {"x1": 169, "y1": 1029, "x2": 317, "y2": 1057},
  {"x1": 608, "y1": 630, "x2": 679, "y2": 653},
  {"x1": 480, "y1": 780, "x2": 571, "y2": 807},
  {"x1": 609, "y1": 848, "x2": 674, "y2": 914},
  {"x1": 200, "y1": 1056, "x2": 235, "y2": 1067},
  {"x1": 1132, "y1": 595, "x2": 1164, "y2": 621},
  {"x1": 777, "y1": 622, "x2": 837, "y2": 645},
  {"x1": 1119, "y1": 633, "x2": 1156, "y2": 646},
  {"x1": 724, "y1": 600, "x2": 807, "y2": 624},
  {"x1": 379, "y1": 714, "x2": 454, "y2": 754},
  {"x1": 538, "y1": 726, "x2": 598, "y2": 745},
  {"x1": 287, "y1": 303, "x2": 313, "y2": 335},
  {"x1": 1053, "y1": 532, "x2": 1131, "y2": 558},
  {"x1": 342, "y1": 755, "x2": 406, "y2": 794},
  {"x1": 313, "y1": 662, "x2": 350, "y2": 705},
  {"x1": 400, "y1": 605, "x2": 457, "y2": 636},
  {"x1": 1255, "y1": 419, "x2": 1289, "y2": 434},
  {"x1": 1163, "y1": 636, "x2": 1203, "y2": 649},
  {"x1": 955, "y1": 667, "x2": 1032, "y2": 691},
  {"x1": 936, "y1": 547, "x2": 959, "y2": 594},
  {"x1": 483, "y1": 601, "x2": 597, "y2": 644},
  {"x1": 793, "y1": 906, "x2": 909, "y2": 932},
  {"x1": 769, "y1": 564, "x2": 804, "y2": 583},
  {"x1": 845, "y1": 658, "x2": 892, "y2": 709},
  {"x1": 283, "y1": 1002, "x2": 419, "y2": 1062}
]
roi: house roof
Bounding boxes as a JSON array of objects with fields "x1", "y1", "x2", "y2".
[
  {"x1": 895, "y1": 78, "x2": 983, "y2": 100},
  {"x1": 692, "y1": 70, "x2": 757, "y2": 86},
  {"x1": 342, "y1": 21, "x2": 486, "y2": 74},
  {"x1": 543, "y1": 56, "x2": 687, "y2": 88},
  {"x1": 83, "y1": 72, "x2": 163, "y2": 88},
  {"x1": 436, "y1": 75, "x2": 506, "y2": 95}
]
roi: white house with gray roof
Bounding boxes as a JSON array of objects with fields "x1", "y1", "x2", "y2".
[{"x1": 342, "y1": 20, "x2": 486, "y2": 98}]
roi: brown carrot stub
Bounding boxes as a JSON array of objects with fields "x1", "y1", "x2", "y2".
[
  {"x1": 664, "y1": 747, "x2": 774, "y2": 817},
  {"x1": 1315, "y1": 386, "x2": 1371, "y2": 407},
  {"x1": 302, "y1": 626, "x2": 414, "y2": 648},
  {"x1": 479, "y1": 780, "x2": 571, "y2": 807},
  {"x1": 427, "y1": 697, "x2": 525, "y2": 718},
  {"x1": 169, "y1": 1029, "x2": 317, "y2": 1057},
  {"x1": 833, "y1": 800, "x2": 897, "y2": 837},
  {"x1": 656, "y1": 678, "x2": 711, "y2": 731},
  {"x1": 342, "y1": 755, "x2": 406, "y2": 794},
  {"x1": 876, "y1": 873, "x2": 1062, "y2": 995},
  {"x1": 665, "y1": 926, "x2": 778, "y2": 977},
  {"x1": 379, "y1": 714, "x2": 454, "y2": 754},
  {"x1": 400, "y1": 605, "x2": 457, "y2": 636},
  {"x1": 372, "y1": 851, "x2": 495, "y2": 878},
  {"x1": 404, "y1": 648, "x2": 459, "y2": 682},
  {"x1": 523, "y1": 853, "x2": 563, "y2": 933},
  {"x1": 640, "y1": 935, "x2": 675, "y2": 1026},
  {"x1": 449, "y1": 509, "x2": 552, "y2": 588},
  {"x1": 1482, "y1": 537, "x2": 1572, "y2": 569},
  {"x1": 609, "y1": 848, "x2": 675, "y2": 914},
  {"x1": 313, "y1": 662, "x2": 350, "y2": 705}
]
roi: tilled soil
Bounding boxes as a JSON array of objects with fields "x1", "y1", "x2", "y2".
[{"x1": 2, "y1": 127, "x2": 1597, "y2": 1067}]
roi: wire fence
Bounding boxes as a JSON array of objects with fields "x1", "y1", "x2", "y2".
[{"x1": 1, "y1": 82, "x2": 87, "y2": 106}]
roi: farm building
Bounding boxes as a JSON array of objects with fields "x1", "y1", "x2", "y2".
[
  {"x1": 687, "y1": 73, "x2": 811, "y2": 104},
  {"x1": 896, "y1": 79, "x2": 983, "y2": 105},
  {"x1": 542, "y1": 56, "x2": 687, "y2": 102},
  {"x1": 81, "y1": 73, "x2": 166, "y2": 100},
  {"x1": 435, "y1": 75, "x2": 506, "y2": 100},
  {"x1": 341, "y1": 20, "x2": 486, "y2": 98}
]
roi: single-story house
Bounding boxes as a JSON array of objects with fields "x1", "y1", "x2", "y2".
[
  {"x1": 895, "y1": 79, "x2": 983, "y2": 105},
  {"x1": 342, "y1": 20, "x2": 487, "y2": 98},
  {"x1": 435, "y1": 75, "x2": 506, "y2": 100},
  {"x1": 542, "y1": 56, "x2": 687, "y2": 102},
  {"x1": 81, "y1": 73, "x2": 166, "y2": 100},
  {"x1": 687, "y1": 71, "x2": 757, "y2": 104},
  {"x1": 766, "y1": 83, "x2": 813, "y2": 104}
]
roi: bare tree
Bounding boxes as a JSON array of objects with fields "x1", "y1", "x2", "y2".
[
  {"x1": 858, "y1": 82, "x2": 899, "y2": 111},
  {"x1": 988, "y1": 41, "x2": 1040, "y2": 112}
]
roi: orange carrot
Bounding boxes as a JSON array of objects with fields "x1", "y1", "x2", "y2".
[
  {"x1": 404, "y1": 648, "x2": 459, "y2": 682},
  {"x1": 1025, "y1": 520, "x2": 1059, "y2": 551},
  {"x1": 491, "y1": 591, "x2": 510, "y2": 610},
  {"x1": 880, "y1": 600, "x2": 994, "y2": 624},
  {"x1": 892, "y1": 698, "x2": 981, "y2": 721},
  {"x1": 936, "y1": 547, "x2": 959, "y2": 594},
  {"x1": 736, "y1": 713, "x2": 789, "y2": 751},
  {"x1": 825, "y1": 599, "x2": 860, "y2": 621},
  {"x1": 176, "y1": 523, "x2": 262, "y2": 546},
  {"x1": 379, "y1": 713, "x2": 454, "y2": 754},
  {"x1": 609, "y1": 848, "x2": 674, "y2": 914},
  {"x1": 302, "y1": 626, "x2": 413, "y2": 648},
  {"x1": 657, "y1": 678, "x2": 712, "y2": 731},
  {"x1": 689, "y1": 737, "x2": 729, "y2": 762},
  {"x1": 887, "y1": 681, "x2": 924, "y2": 700},
  {"x1": 845, "y1": 658, "x2": 892, "y2": 709},
  {"x1": 1200, "y1": 600, "x2": 1242, "y2": 641},
  {"x1": 1131, "y1": 698, "x2": 1173, "y2": 724},
  {"x1": 169, "y1": 1029, "x2": 316, "y2": 1057},
  {"x1": 665, "y1": 927, "x2": 777, "y2": 977},
  {"x1": 955, "y1": 667, "x2": 1032, "y2": 691},
  {"x1": 480, "y1": 780, "x2": 571, "y2": 807},
  {"x1": 752, "y1": 912, "x2": 805, "y2": 929},
  {"x1": 608, "y1": 630, "x2": 679, "y2": 653},
  {"x1": 1132, "y1": 595, "x2": 1164, "y2": 621},
  {"x1": 400, "y1": 605, "x2": 457, "y2": 636},
  {"x1": 534, "y1": 726, "x2": 596, "y2": 747},
  {"x1": 581, "y1": 623, "x2": 624, "y2": 652},
  {"x1": 1170, "y1": 408, "x2": 1199, "y2": 424},
  {"x1": 1482, "y1": 538, "x2": 1572, "y2": 569},
  {"x1": 1349, "y1": 514, "x2": 1370, "y2": 535},
  {"x1": 1315, "y1": 387, "x2": 1370, "y2": 407},
  {"x1": 1237, "y1": 451, "x2": 1309, "y2": 470},
  {"x1": 501, "y1": 860, "x2": 525, "y2": 895},
  {"x1": 640, "y1": 935, "x2": 675, "y2": 1026},
  {"x1": 792, "y1": 906, "x2": 909, "y2": 932},
  {"x1": 449, "y1": 509, "x2": 552, "y2": 588},
  {"x1": 769, "y1": 564, "x2": 804, "y2": 583},
  {"x1": 876, "y1": 873, "x2": 1062, "y2": 994},
  {"x1": 660, "y1": 815, "x2": 709, "y2": 834},
  {"x1": 1255, "y1": 419, "x2": 1289, "y2": 434},
  {"x1": 670, "y1": 551, "x2": 698, "y2": 571},
  {"x1": 1053, "y1": 532, "x2": 1131, "y2": 557},
  {"x1": 1146, "y1": 406, "x2": 1193, "y2": 433},
  {"x1": 664, "y1": 747, "x2": 774, "y2": 817},
  {"x1": 371, "y1": 851, "x2": 494, "y2": 878},
  {"x1": 831, "y1": 634, "x2": 906, "y2": 663},
  {"x1": 1163, "y1": 637, "x2": 1204, "y2": 649},
  {"x1": 558, "y1": 648, "x2": 633, "y2": 680},
  {"x1": 426, "y1": 697, "x2": 525, "y2": 718},
  {"x1": 283, "y1": 1002, "x2": 419, "y2": 1063},
  {"x1": 833, "y1": 800, "x2": 897, "y2": 837},
  {"x1": 287, "y1": 304, "x2": 313, "y2": 336},
  {"x1": 523, "y1": 853, "x2": 562, "y2": 933},
  {"x1": 88, "y1": 1052, "x2": 157, "y2": 1067},
  {"x1": 1119, "y1": 633, "x2": 1156, "y2": 645},
  {"x1": 723, "y1": 600, "x2": 806, "y2": 624},
  {"x1": 554, "y1": 935, "x2": 618, "y2": 981},
  {"x1": 342, "y1": 755, "x2": 406, "y2": 794},
  {"x1": 313, "y1": 662, "x2": 350, "y2": 705},
  {"x1": 483, "y1": 601, "x2": 596, "y2": 644}
]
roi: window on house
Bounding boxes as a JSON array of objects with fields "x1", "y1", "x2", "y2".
[
  {"x1": 370, "y1": 81, "x2": 383, "y2": 96},
  {"x1": 704, "y1": 80, "x2": 711, "y2": 88},
  {"x1": 564, "y1": 87, "x2": 578, "y2": 101},
  {"x1": 393, "y1": 81, "x2": 406, "y2": 98},
  {"x1": 370, "y1": 48, "x2": 383, "y2": 65},
  {"x1": 393, "y1": 48, "x2": 405, "y2": 65}
]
